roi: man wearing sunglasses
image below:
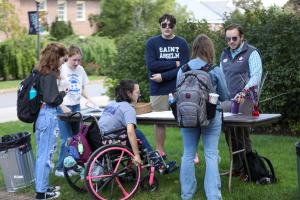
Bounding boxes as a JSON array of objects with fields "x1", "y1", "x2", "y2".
[
  {"x1": 220, "y1": 24, "x2": 262, "y2": 180},
  {"x1": 145, "y1": 13, "x2": 189, "y2": 161}
]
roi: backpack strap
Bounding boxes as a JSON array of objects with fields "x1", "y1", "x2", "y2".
[
  {"x1": 259, "y1": 155, "x2": 277, "y2": 183},
  {"x1": 177, "y1": 63, "x2": 214, "y2": 91},
  {"x1": 181, "y1": 63, "x2": 215, "y2": 73},
  {"x1": 202, "y1": 63, "x2": 216, "y2": 72},
  {"x1": 181, "y1": 63, "x2": 191, "y2": 73}
]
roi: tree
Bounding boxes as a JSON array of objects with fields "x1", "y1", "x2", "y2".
[
  {"x1": 0, "y1": 0, "x2": 22, "y2": 38},
  {"x1": 284, "y1": 0, "x2": 300, "y2": 15},
  {"x1": 89, "y1": 0, "x2": 188, "y2": 38},
  {"x1": 50, "y1": 18, "x2": 74, "y2": 41},
  {"x1": 233, "y1": 0, "x2": 263, "y2": 11}
]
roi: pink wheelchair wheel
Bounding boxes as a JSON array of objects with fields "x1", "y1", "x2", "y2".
[{"x1": 85, "y1": 144, "x2": 141, "y2": 200}]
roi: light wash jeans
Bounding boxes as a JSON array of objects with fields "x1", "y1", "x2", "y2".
[
  {"x1": 35, "y1": 105, "x2": 58, "y2": 193},
  {"x1": 180, "y1": 110, "x2": 222, "y2": 200},
  {"x1": 56, "y1": 104, "x2": 80, "y2": 171}
]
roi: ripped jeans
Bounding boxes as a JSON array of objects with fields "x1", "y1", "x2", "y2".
[{"x1": 35, "y1": 105, "x2": 59, "y2": 193}]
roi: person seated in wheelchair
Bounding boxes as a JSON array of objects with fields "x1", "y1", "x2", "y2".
[{"x1": 98, "y1": 79, "x2": 177, "y2": 174}]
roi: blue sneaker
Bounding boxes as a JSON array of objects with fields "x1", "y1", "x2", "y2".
[{"x1": 164, "y1": 161, "x2": 178, "y2": 174}]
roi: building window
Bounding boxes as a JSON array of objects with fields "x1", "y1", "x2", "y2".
[
  {"x1": 39, "y1": 0, "x2": 47, "y2": 11},
  {"x1": 76, "y1": 1, "x2": 86, "y2": 21},
  {"x1": 57, "y1": 0, "x2": 67, "y2": 21}
]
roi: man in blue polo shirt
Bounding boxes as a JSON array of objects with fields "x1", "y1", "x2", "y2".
[
  {"x1": 220, "y1": 24, "x2": 262, "y2": 179},
  {"x1": 145, "y1": 13, "x2": 190, "y2": 159}
]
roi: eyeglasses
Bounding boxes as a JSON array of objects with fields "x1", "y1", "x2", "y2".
[
  {"x1": 161, "y1": 22, "x2": 174, "y2": 29},
  {"x1": 225, "y1": 36, "x2": 238, "y2": 42}
]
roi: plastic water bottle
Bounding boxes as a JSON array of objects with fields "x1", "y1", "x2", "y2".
[
  {"x1": 168, "y1": 93, "x2": 175, "y2": 105},
  {"x1": 29, "y1": 87, "x2": 37, "y2": 100}
]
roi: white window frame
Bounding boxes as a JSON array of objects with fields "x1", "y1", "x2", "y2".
[
  {"x1": 39, "y1": 0, "x2": 47, "y2": 11},
  {"x1": 76, "y1": 1, "x2": 86, "y2": 21},
  {"x1": 57, "y1": 0, "x2": 67, "y2": 21}
]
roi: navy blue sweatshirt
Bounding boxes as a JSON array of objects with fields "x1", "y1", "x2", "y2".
[{"x1": 145, "y1": 35, "x2": 190, "y2": 95}]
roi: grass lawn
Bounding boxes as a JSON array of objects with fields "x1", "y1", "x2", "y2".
[
  {"x1": 0, "y1": 80, "x2": 20, "y2": 90},
  {"x1": 0, "y1": 121, "x2": 299, "y2": 200}
]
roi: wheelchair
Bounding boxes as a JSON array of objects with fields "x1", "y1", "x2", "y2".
[{"x1": 58, "y1": 111, "x2": 168, "y2": 200}]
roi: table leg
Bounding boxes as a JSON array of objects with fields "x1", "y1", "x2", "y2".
[
  {"x1": 242, "y1": 128, "x2": 251, "y2": 182},
  {"x1": 228, "y1": 128, "x2": 233, "y2": 193}
]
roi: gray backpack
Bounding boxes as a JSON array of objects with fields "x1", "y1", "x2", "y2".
[{"x1": 174, "y1": 63, "x2": 215, "y2": 128}]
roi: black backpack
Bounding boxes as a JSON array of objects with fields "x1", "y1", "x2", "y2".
[
  {"x1": 17, "y1": 69, "x2": 43, "y2": 123},
  {"x1": 243, "y1": 151, "x2": 277, "y2": 184}
]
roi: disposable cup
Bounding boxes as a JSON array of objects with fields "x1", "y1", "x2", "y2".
[
  {"x1": 231, "y1": 99, "x2": 239, "y2": 114},
  {"x1": 208, "y1": 93, "x2": 219, "y2": 104}
]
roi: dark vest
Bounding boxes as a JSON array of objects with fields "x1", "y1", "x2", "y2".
[{"x1": 221, "y1": 42, "x2": 256, "y2": 98}]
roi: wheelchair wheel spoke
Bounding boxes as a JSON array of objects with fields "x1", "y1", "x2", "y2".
[
  {"x1": 114, "y1": 150, "x2": 125, "y2": 173},
  {"x1": 115, "y1": 176, "x2": 129, "y2": 197}
]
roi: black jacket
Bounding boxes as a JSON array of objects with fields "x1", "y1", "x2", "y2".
[{"x1": 39, "y1": 72, "x2": 66, "y2": 107}]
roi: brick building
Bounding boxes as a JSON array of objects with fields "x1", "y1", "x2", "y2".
[{"x1": 1, "y1": 0, "x2": 101, "y2": 41}]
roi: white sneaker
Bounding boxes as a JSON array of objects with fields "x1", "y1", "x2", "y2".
[
  {"x1": 47, "y1": 186, "x2": 61, "y2": 193},
  {"x1": 55, "y1": 169, "x2": 77, "y2": 177},
  {"x1": 35, "y1": 191, "x2": 60, "y2": 199},
  {"x1": 68, "y1": 169, "x2": 78, "y2": 176},
  {"x1": 54, "y1": 170, "x2": 64, "y2": 177}
]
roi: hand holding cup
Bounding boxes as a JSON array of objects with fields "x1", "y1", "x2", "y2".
[{"x1": 208, "y1": 93, "x2": 219, "y2": 104}]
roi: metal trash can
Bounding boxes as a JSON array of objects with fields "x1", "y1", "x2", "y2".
[
  {"x1": 0, "y1": 132, "x2": 35, "y2": 192},
  {"x1": 296, "y1": 142, "x2": 300, "y2": 194}
]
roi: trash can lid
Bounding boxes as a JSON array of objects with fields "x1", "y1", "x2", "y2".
[{"x1": 0, "y1": 132, "x2": 31, "y2": 151}]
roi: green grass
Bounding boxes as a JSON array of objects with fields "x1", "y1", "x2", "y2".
[
  {"x1": 0, "y1": 122, "x2": 299, "y2": 200},
  {"x1": 0, "y1": 80, "x2": 20, "y2": 90}
]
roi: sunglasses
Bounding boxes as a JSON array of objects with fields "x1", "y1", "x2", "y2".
[
  {"x1": 161, "y1": 22, "x2": 174, "y2": 29},
  {"x1": 225, "y1": 36, "x2": 238, "y2": 42}
]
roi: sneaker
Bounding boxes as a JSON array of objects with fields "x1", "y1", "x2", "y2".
[
  {"x1": 67, "y1": 169, "x2": 78, "y2": 176},
  {"x1": 47, "y1": 186, "x2": 60, "y2": 193},
  {"x1": 54, "y1": 170, "x2": 64, "y2": 177},
  {"x1": 55, "y1": 169, "x2": 77, "y2": 177},
  {"x1": 164, "y1": 161, "x2": 178, "y2": 174},
  {"x1": 35, "y1": 191, "x2": 60, "y2": 199}
]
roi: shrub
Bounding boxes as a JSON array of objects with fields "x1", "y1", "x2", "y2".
[
  {"x1": 0, "y1": 34, "x2": 36, "y2": 80},
  {"x1": 50, "y1": 18, "x2": 74, "y2": 40},
  {"x1": 61, "y1": 36, "x2": 117, "y2": 75},
  {"x1": 103, "y1": 28, "x2": 157, "y2": 101},
  {"x1": 224, "y1": 8, "x2": 300, "y2": 132}
]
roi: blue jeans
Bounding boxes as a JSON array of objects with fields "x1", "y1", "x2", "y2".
[
  {"x1": 180, "y1": 111, "x2": 222, "y2": 200},
  {"x1": 56, "y1": 104, "x2": 80, "y2": 171},
  {"x1": 135, "y1": 128, "x2": 153, "y2": 152},
  {"x1": 35, "y1": 105, "x2": 58, "y2": 193}
]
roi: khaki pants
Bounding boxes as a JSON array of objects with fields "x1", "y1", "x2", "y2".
[{"x1": 150, "y1": 95, "x2": 169, "y2": 111}]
